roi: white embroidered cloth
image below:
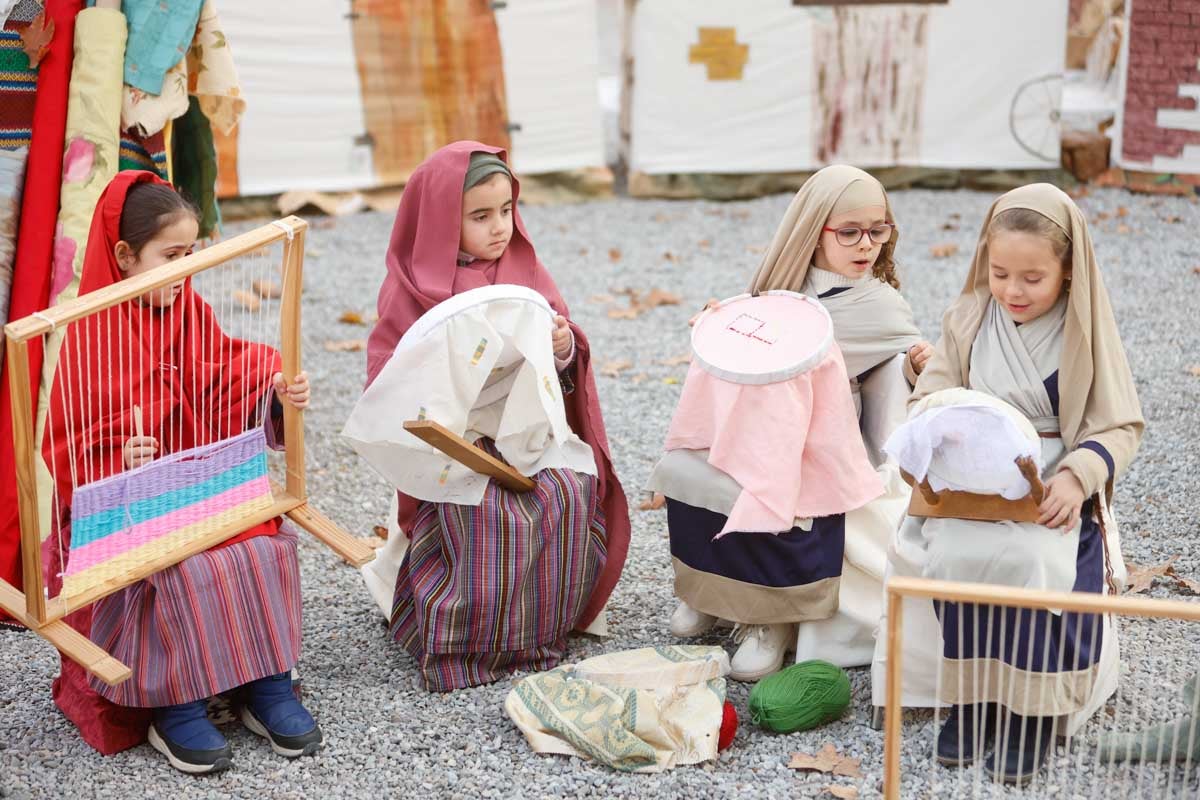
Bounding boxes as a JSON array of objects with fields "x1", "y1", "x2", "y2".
[{"x1": 342, "y1": 284, "x2": 596, "y2": 505}]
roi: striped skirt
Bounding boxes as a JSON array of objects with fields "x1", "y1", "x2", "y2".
[
  {"x1": 667, "y1": 499, "x2": 845, "y2": 625},
  {"x1": 390, "y1": 466, "x2": 607, "y2": 692},
  {"x1": 937, "y1": 503, "x2": 1106, "y2": 717},
  {"x1": 87, "y1": 525, "x2": 303, "y2": 707}
]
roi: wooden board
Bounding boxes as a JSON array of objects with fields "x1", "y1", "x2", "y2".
[
  {"x1": 403, "y1": 420, "x2": 536, "y2": 493},
  {"x1": 900, "y1": 464, "x2": 1043, "y2": 524}
]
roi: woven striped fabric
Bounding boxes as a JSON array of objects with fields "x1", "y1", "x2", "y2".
[
  {"x1": 117, "y1": 129, "x2": 167, "y2": 178},
  {"x1": 390, "y1": 440, "x2": 607, "y2": 692},
  {"x1": 87, "y1": 525, "x2": 303, "y2": 707},
  {"x1": 0, "y1": 28, "x2": 38, "y2": 151},
  {"x1": 62, "y1": 428, "x2": 274, "y2": 598}
]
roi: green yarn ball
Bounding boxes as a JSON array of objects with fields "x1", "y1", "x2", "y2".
[{"x1": 748, "y1": 660, "x2": 851, "y2": 733}]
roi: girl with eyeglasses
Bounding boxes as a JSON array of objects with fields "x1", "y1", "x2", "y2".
[{"x1": 665, "y1": 166, "x2": 932, "y2": 682}]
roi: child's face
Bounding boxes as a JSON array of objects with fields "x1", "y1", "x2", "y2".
[
  {"x1": 459, "y1": 174, "x2": 514, "y2": 262},
  {"x1": 813, "y1": 205, "x2": 889, "y2": 280},
  {"x1": 987, "y1": 230, "x2": 1067, "y2": 324},
  {"x1": 116, "y1": 214, "x2": 199, "y2": 308}
]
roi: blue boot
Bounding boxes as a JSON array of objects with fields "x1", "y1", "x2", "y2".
[
  {"x1": 149, "y1": 699, "x2": 233, "y2": 774},
  {"x1": 240, "y1": 672, "x2": 323, "y2": 757}
]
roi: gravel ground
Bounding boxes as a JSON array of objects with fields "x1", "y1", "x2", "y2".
[{"x1": 2, "y1": 187, "x2": 1198, "y2": 799}]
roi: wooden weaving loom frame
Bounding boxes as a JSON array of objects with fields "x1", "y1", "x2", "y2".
[
  {"x1": 881, "y1": 577, "x2": 1200, "y2": 798},
  {"x1": 1, "y1": 216, "x2": 374, "y2": 686}
]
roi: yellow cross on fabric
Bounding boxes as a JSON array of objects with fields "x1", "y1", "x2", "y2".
[{"x1": 688, "y1": 27, "x2": 749, "y2": 81}]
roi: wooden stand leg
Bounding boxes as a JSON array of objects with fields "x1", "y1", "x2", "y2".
[
  {"x1": 286, "y1": 503, "x2": 377, "y2": 567},
  {"x1": 403, "y1": 419, "x2": 537, "y2": 493},
  {"x1": 0, "y1": 579, "x2": 131, "y2": 687}
]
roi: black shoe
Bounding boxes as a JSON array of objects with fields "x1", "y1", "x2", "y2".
[
  {"x1": 936, "y1": 703, "x2": 997, "y2": 767},
  {"x1": 984, "y1": 712, "x2": 1055, "y2": 785},
  {"x1": 148, "y1": 701, "x2": 233, "y2": 775}
]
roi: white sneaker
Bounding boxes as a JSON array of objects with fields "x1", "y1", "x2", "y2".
[
  {"x1": 729, "y1": 623, "x2": 794, "y2": 682},
  {"x1": 669, "y1": 601, "x2": 718, "y2": 637}
]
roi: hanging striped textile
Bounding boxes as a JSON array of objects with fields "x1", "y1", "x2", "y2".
[{"x1": 62, "y1": 427, "x2": 274, "y2": 597}]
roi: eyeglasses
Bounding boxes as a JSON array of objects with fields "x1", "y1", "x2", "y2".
[{"x1": 822, "y1": 223, "x2": 895, "y2": 247}]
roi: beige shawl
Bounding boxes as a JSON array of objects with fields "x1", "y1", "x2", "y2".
[
  {"x1": 749, "y1": 165, "x2": 896, "y2": 294},
  {"x1": 911, "y1": 183, "x2": 1143, "y2": 497}
]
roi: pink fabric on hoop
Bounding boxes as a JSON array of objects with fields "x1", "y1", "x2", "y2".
[{"x1": 664, "y1": 342, "x2": 882, "y2": 537}]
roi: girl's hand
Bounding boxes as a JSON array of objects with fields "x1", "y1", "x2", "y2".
[
  {"x1": 273, "y1": 371, "x2": 310, "y2": 410},
  {"x1": 907, "y1": 341, "x2": 935, "y2": 374},
  {"x1": 552, "y1": 315, "x2": 573, "y2": 360},
  {"x1": 123, "y1": 436, "x2": 158, "y2": 469},
  {"x1": 1038, "y1": 470, "x2": 1086, "y2": 531},
  {"x1": 688, "y1": 298, "x2": 720, "y2": 327}
]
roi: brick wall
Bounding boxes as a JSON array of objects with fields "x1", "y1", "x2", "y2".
[{"x1": 1120, "y1": 0, "x2": 1200, "y2": 164}]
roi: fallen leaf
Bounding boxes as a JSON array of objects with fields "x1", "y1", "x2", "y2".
[
  {"x1": 589, "y1": 294, "x2": 614, "y2": 304},
  {"x1": 1162, "y1": 562, "x2": 1200, "y2": 595},
  {"x1": 232, "y1": 290, "x2": 261, "y2": 311},
  {"x1": 339, "y1": 310, "x2": 368, "y2": 326},
  {"x1": 1116, "y1": 206, "x2": 1129, "y2": 217},
  {"x1": 1166, "y1": 215, "x2": 1183, "y2": 224},
  {"x1": 788, "y1": 744, "x2": 863, "y2": 779},
  {"x1": 631, "y1": 372, "x2": 648, "y2": 383},
  {"x1": 323, "y1": 339, "x2": 366, "y2": 352},
  {"x1": 653, "y1": 212, "x2": 671, "y2": 223},
  {"x1": 657, "y1": 355, "x2": 691, "y2": 367},
  {"x1": 1095, "y1": 211, "x2": 1111, "y2": 222},
  {"x1": 930, "y1": 243, "x2": 959, "y2": 259},
  {"x1": 578, "y1": 247, "x2": 589, "y2": 256},
  {"x1": 825, "y1": 787, "x2": 859, "y2": 800},
  {"x1": 949, "y1": 212, "x2": 961, "y2": 220},
  {"x1": 638, "y1": 493, "x2": 666, "y2": 511},
  {"x1": 746, "y1": 245, "x2": 766, "y2": 254},
  {"x1": 252, "y1": 279, "x2": 282, "y2": 299},
  {"x1": 731, "y1": 210, "x2": 751, "y2": 220},
  {"x1": 608, "y1": 248, "x2": 622, "y2": 262},
  {"x1": 372, "y1": 524, "x2": 388, "y2": 539},
  {"x1": 1116, "y1": 224, "x2": 1131, "y2": 234},
  {"x1": 600, "y1": 359, "x2": 633, "y2": 377},
  {"x1": 663, "y1": 251, "x2": 680, "y2": 263},
  {"x1": 1125, "y1": 557, "x2": 1178, "y2": 595},
  {"x1": 698, "y1": 239, "x2": 711, "y2": 249},
  {"x1": 1187, "y1": 366, "x2": 1200, "y2": 377},
  {"x1": 705, "y1": 209, "x2": 726, "y2": 217},
  {"x1": 1171, "y1": 572, "x2": 1200, "y2": 595},
  {"x1": 1192, "y1": 267, "x2": 1200, "y2": 275},
  {"x1": 662, "y1": 376, "x2": 680, "y2": 385},
  {"x1": 641, "y1": 288, "x2": 681, "y2": 308},
  {"x1": 20, "y1": 12, "x2": 54, "y2": 69},
  {"x1": 941, "y1": 222, "x2": 959, "y2": 231},
  {"x1": 605, "y1": 287, "x2": 681, "y2": 320}
]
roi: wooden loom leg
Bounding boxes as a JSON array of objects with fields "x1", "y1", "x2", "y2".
[
  {"x1": 287, "y1": 503, "x2": 376, "y2": 568},
  {"x1": 0, "y1": 579, "x2": 131, "y2": 686},
  {"x1": 6, "y1": 338, "x2": 46, "y2": 622},
  {"x1": 883, "y1": 587, "x2": 904, "y2": 800}
]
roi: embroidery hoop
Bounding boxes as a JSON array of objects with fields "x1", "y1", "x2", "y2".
[{"x1": 690, "y1": 291, "x2": 834, "y2": 386}]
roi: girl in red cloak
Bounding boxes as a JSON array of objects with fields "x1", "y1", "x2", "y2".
[
  {"x1": 43, "y1": 171, "x2": 321, "y2": 773},
  {"x1": 364, "y1": 142, "x2": 631, "y2": 691}
]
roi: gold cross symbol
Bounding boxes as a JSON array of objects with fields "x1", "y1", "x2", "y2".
[{"x1": 688, "y1": 27, "x2": 749, "y2": 81}]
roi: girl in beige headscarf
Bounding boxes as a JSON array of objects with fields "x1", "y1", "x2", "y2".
[
  {"x1": 887, "y1": 183, "x2": 1143, "y2": 785},
  {"x1": 662, "y1": 166, "x2": 932, "y2": 681}
]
